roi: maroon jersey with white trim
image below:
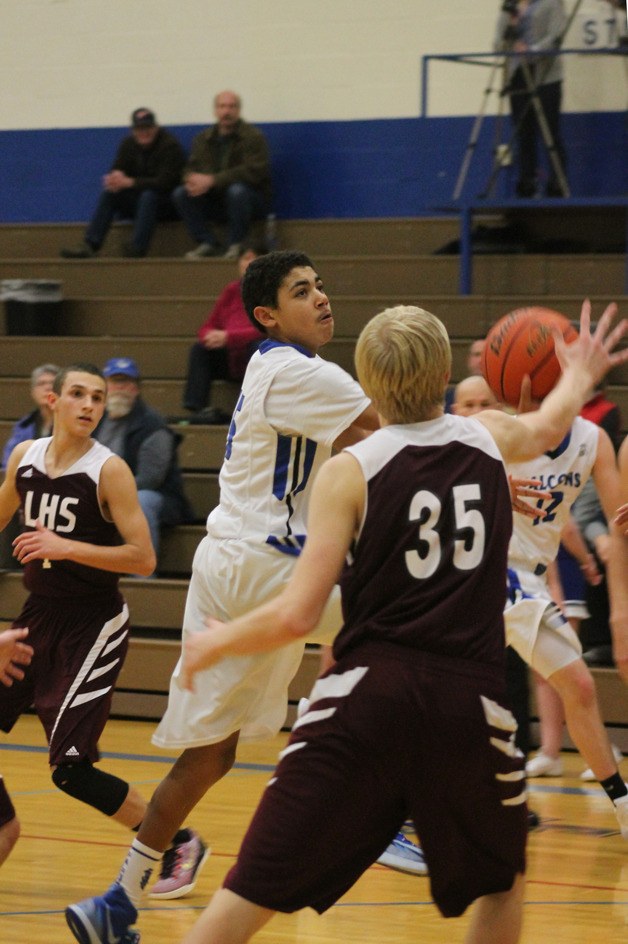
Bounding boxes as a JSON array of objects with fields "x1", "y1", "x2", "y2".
[
  {"x1": 336, "y1": 415, "x2": 512, "y2": 666},
  {"x1": 15, "y1": 437, "x2": 121, "y2": 597}
]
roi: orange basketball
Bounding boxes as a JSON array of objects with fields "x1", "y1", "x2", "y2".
[{"x1": 481, "y1": 306, "x2": 578, "y2": 408}]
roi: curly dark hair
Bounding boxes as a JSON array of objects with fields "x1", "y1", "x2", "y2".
[{"x1": 241, "y1": 250, "x2": 315, "y2": 333}]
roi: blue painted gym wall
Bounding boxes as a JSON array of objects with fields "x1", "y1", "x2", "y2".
[{"x1": 0, "y1": 1, "x2": 625, "y2": 222}]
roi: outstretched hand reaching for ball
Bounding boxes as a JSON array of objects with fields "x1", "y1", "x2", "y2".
[
  {"x1": 476, "y1": 299, "x2": 627, "y2": 465},
  {"x1": 483, "y1": 300, "x2": 626, "y2": 408},
  {"x1": 554, "y1": 299, "x2": 627, "y2": 391}
]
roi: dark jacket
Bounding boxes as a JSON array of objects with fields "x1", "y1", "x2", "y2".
[
  {"x1": 184, "y1": 119, "x2": 272, "y2": 202},
  {"x1": 95, "y1": 398, "x2": 193, "y2": 525},
  {"x1": 112, "y1": 128, "x2": 186, "y2": 193}
]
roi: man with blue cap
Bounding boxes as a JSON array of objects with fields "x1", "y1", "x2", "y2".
[{"x1": 96, "y1": 357, "x2": 192, "y2": 571}]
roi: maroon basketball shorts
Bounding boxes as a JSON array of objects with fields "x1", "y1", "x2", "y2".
[
  {"x1": 0, "y1": 591, "x2": 129, "y2": 766},
  {"x1": 224, "y1": 642, "x2": 527, "y2": 919}
]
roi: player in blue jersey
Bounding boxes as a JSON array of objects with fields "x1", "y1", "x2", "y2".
[
  {"x1": 0, "y1": 363, "x2": 155, "y2": 867},
  {"x1": 66, "y1": 251, "x2": 381, "y2": 944},
  {"x1": 169, "y1": 301, "x2": 626, "y2": 944}
]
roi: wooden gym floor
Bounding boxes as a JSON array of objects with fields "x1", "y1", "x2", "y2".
[{"x1": 1, "y1": 714, "x2": 627, "y2": 944}]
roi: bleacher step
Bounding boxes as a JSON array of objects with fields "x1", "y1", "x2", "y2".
[
  {"x1": 0, "y1": 218, "x2": 462, "y2": 260},
  {"x1": 1, "y1": 255, "x2": 625, "y2": 298}
]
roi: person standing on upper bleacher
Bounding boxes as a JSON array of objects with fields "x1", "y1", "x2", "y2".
[{"x1": 494, "y1": 0, "x2": 568, "y2": 198}]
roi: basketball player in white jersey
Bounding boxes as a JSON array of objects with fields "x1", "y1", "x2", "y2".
[
  {"x1": 453, "y1": 371, "x2": 621, "y2": 803},
  {"x1": 614, "y1": 434, "x2": 628, "y2": 680},
  {"x1": 504, "y1": 362, "x2": 628, "y2": 830},
  {"x1": 66, "y1": 251, "x2": 382, "y2": 944},
  {"x1": 172, "y1": 301, "x2": 627, "y2": 944}
]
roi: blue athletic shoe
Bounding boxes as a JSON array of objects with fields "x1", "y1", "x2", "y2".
[
  {"x1": 377, "y1": 832, "x2": 428, "y2": 876},
  {"x1": 65, "y1": 882, "x2": 139, "y2": 944}
]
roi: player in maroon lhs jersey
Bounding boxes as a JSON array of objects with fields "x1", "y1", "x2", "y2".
[
  {"x1": 174, "y1": 301, "x2": 627, "y2": 944},
  {"x1": 0, "y1": 363, "x2": 155, "y2": 864}
]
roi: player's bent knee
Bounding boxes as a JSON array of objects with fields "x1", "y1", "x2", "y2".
[
  {"x1": 51, "y1": 760, "x2": 130, "y2": 816},
  {"x1": 554, "y1": 660, "x2": 597, "y2": 706},
  {"x1": 573, "y1": 671, "x2": 597, "y2": 707}
]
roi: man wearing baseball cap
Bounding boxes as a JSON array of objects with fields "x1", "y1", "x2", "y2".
[
  {"x1": 61, "y1": 108, "x2": 186, "y2": 259},
  {"x1": 95, "y1": 357, "x2": 192, "y2": 571}
]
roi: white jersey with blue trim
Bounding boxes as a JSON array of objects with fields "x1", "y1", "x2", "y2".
[
  {"x1": 206, "y1": 339, "x2": 370, "y2": 553},
  {"x1": 506, "y1": 416, "x2": 599, "y2": 574}
]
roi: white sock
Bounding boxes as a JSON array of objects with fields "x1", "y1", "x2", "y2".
[{"x1": 117, "y1": 838, "x2": 162, "y2": 907}]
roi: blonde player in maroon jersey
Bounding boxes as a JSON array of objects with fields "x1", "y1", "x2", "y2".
[{"x1": 173, "y1": 301, "x2": 627, "y2": 944}]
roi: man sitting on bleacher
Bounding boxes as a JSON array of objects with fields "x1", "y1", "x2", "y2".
[{"x1": 95, "y1": 357, "x2": 192, "y2": 574}]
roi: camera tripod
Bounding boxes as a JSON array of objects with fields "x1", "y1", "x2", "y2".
[{"x1": 453, "y1": 0, "x2": 585, "y2": 201}]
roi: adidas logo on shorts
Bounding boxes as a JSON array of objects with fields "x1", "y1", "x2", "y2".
[{"x1": 65, "y1": 746, "x2": 80, "y2": 757}]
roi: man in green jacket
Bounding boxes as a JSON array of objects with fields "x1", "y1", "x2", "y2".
[{"x1": 174, "y1": 90, "x2": 272, "y2": 261}]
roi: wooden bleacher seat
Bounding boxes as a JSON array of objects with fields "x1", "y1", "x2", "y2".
[{"x1": 0, "y1": 216, "x2": 625, "y2": 733}]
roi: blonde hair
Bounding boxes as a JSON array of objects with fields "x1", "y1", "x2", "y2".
[{"x1": 355, "y1": 306, "x2": 451, "y2": 423}]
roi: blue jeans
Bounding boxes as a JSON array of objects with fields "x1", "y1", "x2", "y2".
[
  {"x1": 183, "y1": 343, "x2": 230, "y2": 411},
  {"x1": 172, "y1": 181, "x2": 268, "y2": 246},
  {"x1": 85, "y1": 189, "x2": 176, "y2": 254},
  {"x1": 137, "y1": 489, "x2": 164, "y2": 575}
]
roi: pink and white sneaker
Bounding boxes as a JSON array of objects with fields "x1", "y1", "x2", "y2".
[{"x1": 149, "y1": 830, "x2": 210, "y2": 899}]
